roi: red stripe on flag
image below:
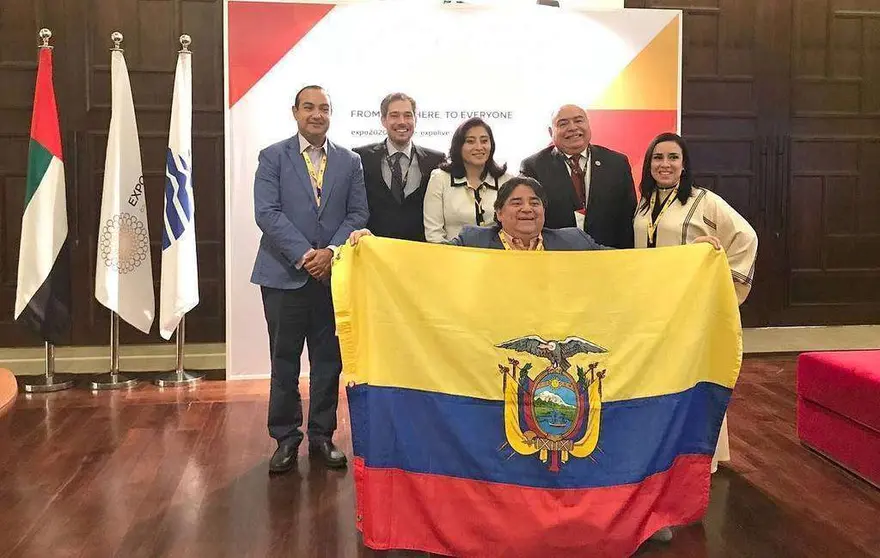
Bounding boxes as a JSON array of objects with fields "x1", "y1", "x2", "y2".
[
  {"x1": 31, "y1": 48, "x2": 63, "y2": 160},
  {"x1": 227, "y1": 1, "x2": 334, "y2": 107},
  {"x1": 354, "y1": 454, "x2": 709, "y2": 557}
]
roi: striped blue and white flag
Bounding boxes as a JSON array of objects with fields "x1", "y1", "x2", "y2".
[{"x1": 159, "y1": 44, "x2": 198, "y2": 340}]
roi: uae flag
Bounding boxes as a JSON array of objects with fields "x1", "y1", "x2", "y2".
[{"x1": 14, "y1": 47, "x2": 71, "y2": 343}]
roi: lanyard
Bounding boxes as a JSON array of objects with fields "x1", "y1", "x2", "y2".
[
  {"x1": 646, "y1": 186, "x2": 678, "y2": 247},
  {"x1": 302, "y1": 149, "x2": 327, "y2": 203}
]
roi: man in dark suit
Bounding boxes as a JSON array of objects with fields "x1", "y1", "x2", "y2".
[
  {"x1": 520, "y1": 105, "x2": 636, "y2": 248},
  {"x1": 251, "y1": 85, "x2": 369, "y2": 473},
  {"x1": 353, "y1": 93, "x2": 444, "y2": 241}
]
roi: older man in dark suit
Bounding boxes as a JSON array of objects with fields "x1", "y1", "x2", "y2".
[
  {"x1": 520, "y1": 105, "x2": 636, "y2": 248},
  {"x1": 252, "y1": 85, "x2": 368, "y2": 474}
]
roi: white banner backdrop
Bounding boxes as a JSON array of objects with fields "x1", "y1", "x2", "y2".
[{"x1": 225, "y1": 0, "x2": 679, "y2": 378}]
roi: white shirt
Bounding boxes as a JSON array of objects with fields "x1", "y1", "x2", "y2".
[
  {"x1": 295, "y1": 134, "x2": 332, "y2": 268},
  {"x1": 423, "y1": 168, "x2": 513, "y2": 242},
  {"x1": 380, "y1": 139, "x2": 422, "y2": 197},
  {"x1": 298, "y1": 134, "x2": 328, "y2": 201},
  {"x1": 633, "y1": 186, "x2": 758, "y2": 304}
]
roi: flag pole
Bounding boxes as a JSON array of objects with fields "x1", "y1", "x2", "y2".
[
  {"x1": 22, "y1": 341, "x2": 75, "y2": 393},
  {"x1": 155, "y1": 315, "x2": 204, "y2": 386},
  {"x1": 89, "y1": 311, "x2": 138, "y2": 390},
  {"x1": 20, "y1": 29, "x2": 74, "y2": 394},
  {"x1": 154, "y1": 34, "x2": 203, "y2": 388},
  {"x1": 89, "y1": 31, "x2": 141, "y2": 391}
]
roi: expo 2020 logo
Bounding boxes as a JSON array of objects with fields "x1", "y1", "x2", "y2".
[{"x1": 99, "y1": 213, "x2": 149, "y2": 274}]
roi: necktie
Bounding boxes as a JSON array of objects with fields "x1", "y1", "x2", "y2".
[
  {"x1": 567, "y1": 154, "x2": 586, "y2": 209},
  {"x1": 390, "y1": 152, "x2": 405, "y2": 203}
]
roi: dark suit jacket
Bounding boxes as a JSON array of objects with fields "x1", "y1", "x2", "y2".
[
  {"x1": 250, "y1": 134, "x2": 369, "y2": 290},
  {"x1": 353, "y1": 141, "x2": 445, "y2": 241},
  {"x1": 520, "y1": 144, "x2": 636, "y2": 248},
  {"x1": 446, "y1": 225, "x2": 607, "y2": 251}
]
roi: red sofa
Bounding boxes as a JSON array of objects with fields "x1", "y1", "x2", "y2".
[{"x1": 796, "y1": 350, "x2": 880, "y2": 487}]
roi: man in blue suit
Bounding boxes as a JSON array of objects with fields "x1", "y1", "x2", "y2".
[{"x1": 252, "y1": 85, "x2": 369, "y2": 473}]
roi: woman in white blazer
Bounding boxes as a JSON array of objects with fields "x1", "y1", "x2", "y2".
[{"x1": 424, "y1": 117, "x2": 513, "y2": 242}]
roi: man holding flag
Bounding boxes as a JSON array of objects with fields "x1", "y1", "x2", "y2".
[{"x1": 159, "y1": 35, "x2": 199, "y2": 341}]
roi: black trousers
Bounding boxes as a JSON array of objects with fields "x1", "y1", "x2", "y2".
[{"x1": 261, "y1": 279, "x2": 342, "y2": 445}]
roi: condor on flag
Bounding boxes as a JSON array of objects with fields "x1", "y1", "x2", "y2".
[
  {"x1": 14, "y1": 46, "x2": 71, "y2": 343},
  {"x1": 159, "y1": 42, "x2": 198, "y2": 340},
  {"x1": 95, "y1": 40, "x2": 155, "y2": 334},
  {"x1": 332, "y1": 238, "x2": 742, "y2": 557}
]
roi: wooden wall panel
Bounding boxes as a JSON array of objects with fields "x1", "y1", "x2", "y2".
[{"x1": 0, "y1": 0, "x2": 224, "y2": 346}]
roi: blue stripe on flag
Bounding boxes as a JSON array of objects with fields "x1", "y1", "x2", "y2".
[
  {"x1": 347, "y1": 381, "x2": 730, "y2": 489},
  {"x1": 163, "y1": 148, "x2": 192, "y2": 250}
]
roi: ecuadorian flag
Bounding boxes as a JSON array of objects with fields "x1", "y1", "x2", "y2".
[{"x1": 332, "y1": 237, "x2": 741, "y2": 557}]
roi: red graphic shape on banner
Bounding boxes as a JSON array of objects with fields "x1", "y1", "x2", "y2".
[
  {"x1": 228, "y1": 2, "x2": 334, "y2": 107},
  {"x1": 587, "y1": 109, "x2": 678, "y2": 196}
]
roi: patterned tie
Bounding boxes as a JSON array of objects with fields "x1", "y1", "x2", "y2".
[
  {"x1": 567, "y1": 154, "x2": 586, "y2": 209},
  {"x1": 390, "y1": 152, "x2": 405, "y2": 203}
]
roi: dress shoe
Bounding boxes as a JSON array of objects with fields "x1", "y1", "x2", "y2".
[
  {"x1": 269, "y1": 439, "x2": 299, "y2": 474},
  {"x1": 309, "y1": 439, "x2": 348, "y2": 469}
]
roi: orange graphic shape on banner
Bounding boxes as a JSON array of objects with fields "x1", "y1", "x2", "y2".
[
  {"x1": 593, "y1": 15, "x2": 680, "y2": 111},
  {"x1": 228, "y1": 1, "x2": 334, "y2": 107}
]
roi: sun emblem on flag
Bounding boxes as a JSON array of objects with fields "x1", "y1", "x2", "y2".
[
  {"x1": 100, "y1": 213, "x2": 150, "y2": 274},
  {"x1": 496, "y1": 335, "x2": 609, "y2": 472}
]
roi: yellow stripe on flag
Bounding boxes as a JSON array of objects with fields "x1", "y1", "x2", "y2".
[{"x1": 332, "y1": 238, "x2": 741, "y2": 403}]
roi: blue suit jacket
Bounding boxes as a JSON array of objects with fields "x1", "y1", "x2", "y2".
[
  {"x1": 446, "y1": 225, "x2": 608, "y2": 251},
  {"x1": 251, "y1": 134, "x2": 369, "y2": 289}
]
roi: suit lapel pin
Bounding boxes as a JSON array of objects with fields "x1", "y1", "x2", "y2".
[{"x1": 595, "y1": 160, "x2": 601, "y2": 167}]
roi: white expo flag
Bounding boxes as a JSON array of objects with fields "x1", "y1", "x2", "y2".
[
  {"x1": 159, "y1": 45, "x2": 198, "y2": 340},
  {"x1": 95, "y1": 46, "x2": 155, "y2": 334}
]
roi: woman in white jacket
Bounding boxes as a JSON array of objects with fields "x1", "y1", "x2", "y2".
[
  {"x1": 634, "y1": 132, "x2": 758, "y2": 474},
  {"x1": 423, "y1": 117, "x2": 513, "y2": 242}
]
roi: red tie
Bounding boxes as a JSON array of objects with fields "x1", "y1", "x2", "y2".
[{"x1": 567, "y1": 155, "x2": 586, "y2": 209}]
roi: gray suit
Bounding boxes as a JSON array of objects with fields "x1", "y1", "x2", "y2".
[
  {"x1": 251, "y1": 134, "x2": 368, "y2": 445},
  {"x1": 447, "y1": 225, "x2": 607, "y2": 251},
  {"x1": 251, "y1": 135, "x2": 369, "y2": 289}
]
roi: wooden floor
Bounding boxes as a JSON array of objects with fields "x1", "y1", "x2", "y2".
[{"x1": 1, "y1": 356, "x2": 879, "y2": 558}]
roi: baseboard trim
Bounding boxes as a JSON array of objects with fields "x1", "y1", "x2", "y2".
[
  {"x1": 2, "y1": 325, "x2": 877, "y2": 377},
  {"x1": 0, "y1": 343, "x2": 225, "y2": 376},
  {"x1": 742, "y1": 325, "x2": 880, "y2": 354}
]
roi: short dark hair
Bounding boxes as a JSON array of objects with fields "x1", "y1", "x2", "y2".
[
  {"x1": 493, "y1": 176, "x2": 549, "y2": 225},
  {"x1": 439, "y1": 117, "x2": 507, "y2": 180},
  {"x1": 380, "y1": 93, "x2": 416, "y2": 118},
  {"x1": 294, "y1": 85, "x2": 331, "y2": 109},
  {"x1": 638, "y1": 132, "x2": 693, "y2": 213}
]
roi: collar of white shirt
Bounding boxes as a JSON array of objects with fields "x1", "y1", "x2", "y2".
[
  {"x1": 451, "y1": 173, "x2": 500, "y2": 190},
  {"x1": 385, "y1": 138, "x2": 414, "y2": 159},
  {"x1": 298, "y1": 133, "x2": 328, "y2": 154},
  {"x1": 553, "y1": 145, "x2": 590, "y2": 165}
]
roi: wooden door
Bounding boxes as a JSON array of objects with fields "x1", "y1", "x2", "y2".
[{"x1": 778, "y1": 0, "x2": 880, "y2": 325}]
